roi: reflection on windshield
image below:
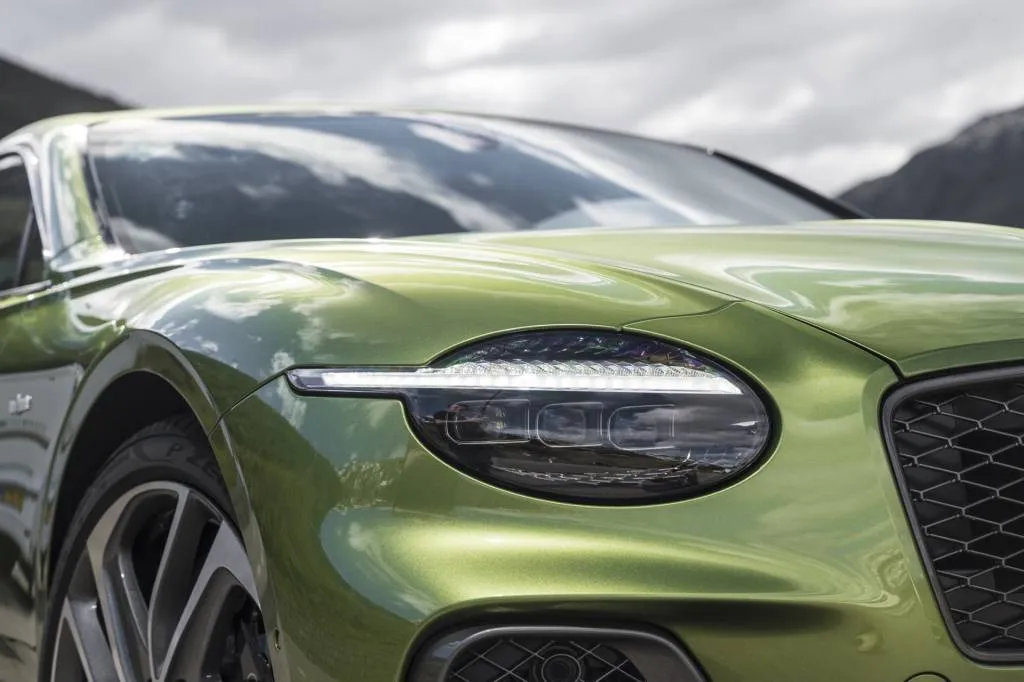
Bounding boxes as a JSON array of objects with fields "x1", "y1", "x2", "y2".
[{"x1": 89, "y1": 112, "x2": 838, "y2": 252}]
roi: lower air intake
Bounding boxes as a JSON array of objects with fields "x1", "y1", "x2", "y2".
[
  {"x1": 410, "y1": 626, "x2": 705, "y2": 682},
  {"x1": 451, "y1": 636, "x2": 643, "y2": 682}
]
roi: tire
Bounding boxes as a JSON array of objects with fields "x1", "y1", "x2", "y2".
[{"x1": 39, "y1": 416, "x2": 273, "y2": 682}]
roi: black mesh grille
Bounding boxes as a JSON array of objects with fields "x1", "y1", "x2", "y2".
[
  {"x1": 448, "y1": 636, "x2": 645, "y2": 682},
  {"x1": 888, "y1": 374, "x2": 1024, "y2": 657}
]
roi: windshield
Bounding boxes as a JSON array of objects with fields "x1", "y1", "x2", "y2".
[{"x1": 88, "y1": 112, "x2": 842, "y2": 253}]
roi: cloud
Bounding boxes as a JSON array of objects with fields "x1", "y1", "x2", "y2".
[{"x1": 2, "y1": 0, "x2": 1024, "y2": 192}]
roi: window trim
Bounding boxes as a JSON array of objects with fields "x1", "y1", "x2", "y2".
[
  {"x1": 14, "y1": 212, "x2": 35, "y2": 285},
  {"x1": 0, "y1": 153, "x2": 51, "y2": 297},
  {"x1": 82, "y1": 141, "x2": 125, "y2": 254}
]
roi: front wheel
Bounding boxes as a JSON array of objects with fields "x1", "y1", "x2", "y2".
[{"x1": 40, "y1": 417, "x2": 274, "y2": 682}]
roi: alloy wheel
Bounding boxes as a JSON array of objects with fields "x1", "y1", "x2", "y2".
[{"x1": 50, "y1": 481, "x2": 273, "y2": 682}]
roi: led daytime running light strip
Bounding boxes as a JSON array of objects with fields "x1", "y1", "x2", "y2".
[{"x1": 288, "y1": 359, "x2": 742, "y2": 394}]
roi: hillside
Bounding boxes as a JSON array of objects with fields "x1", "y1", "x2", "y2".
[
  {"x1": 0, "y1": 55, "x2": 126, "y2": 138},
  {"x1": 839, "y1": 106, "x2": 1024, "y2": 227}
]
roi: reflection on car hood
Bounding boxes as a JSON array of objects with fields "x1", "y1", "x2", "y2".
[{"x1": 431, "y1": 219, "x2": 1024, "y2": 375}]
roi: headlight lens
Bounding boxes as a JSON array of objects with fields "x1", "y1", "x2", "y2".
[{"x1": 288, "y1": 331, "x2": 772, "y2": 504}]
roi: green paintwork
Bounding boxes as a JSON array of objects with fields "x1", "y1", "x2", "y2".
[
  {"x1": 1, "y1": 110, "x2": 1023, "y2": 681},
  {"x1": 430, "y1": 219, "x2": 1024, "y2": 376},
  {"x1": 217, "y1": 302, "x2": 1021, "y2": 682}
]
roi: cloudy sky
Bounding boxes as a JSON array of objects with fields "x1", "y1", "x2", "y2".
[{"x1": 3, "y1": 0, "x2": 1023, "y2": 194}]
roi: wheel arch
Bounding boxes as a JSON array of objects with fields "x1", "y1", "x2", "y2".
[{"x1": 38, "y1": 330, "x2": 251, "y2": 596}]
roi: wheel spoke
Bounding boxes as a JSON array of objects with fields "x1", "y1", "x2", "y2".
[
  {"x1": 53, "y1": 597, "x2": 119, "y2": 682},
  {"x1": 105, "y1": 557, "x2": 152, "y2": 682},
  {"x1": 86, "y1": 494, "x2": 156, "y2": 682},
  {"x1": 148, "y1": 489, "x2": 210, "y2": 679},
  {"x1": 159, "y1": 522, "x2": 259, "y2": 682}
]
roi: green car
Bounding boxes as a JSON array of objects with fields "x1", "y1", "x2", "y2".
[{"x1": 0, "y1": 106, "x2": 1022, "y2": 682}]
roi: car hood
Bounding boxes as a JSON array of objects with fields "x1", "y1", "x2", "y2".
[
  {"x1": 430, "y1": 219, "x2": 1024, "y2": 375},
  {"x1": 79, "y1": 218, "x2": 1024, "y2": 378}
]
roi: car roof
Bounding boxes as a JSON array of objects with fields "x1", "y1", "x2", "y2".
[{"x1": 9, "y1": 104, "x2": 714, "y2": 155}]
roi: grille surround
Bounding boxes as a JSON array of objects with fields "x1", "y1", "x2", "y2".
[
  {"x1": 883, "y1": 367, "x2": 1024, "y2": 662},
  {"x1": 408, "y1": 625, "x2": 706, "y2": 682}
]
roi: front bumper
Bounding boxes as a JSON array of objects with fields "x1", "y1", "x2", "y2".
[{"x1": 215, "y1": 302, "x2": 1024, "y2": 681}]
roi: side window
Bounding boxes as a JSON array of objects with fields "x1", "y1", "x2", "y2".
[{"x1": 0, "y1": 156, "x2": 43, "y2": 290}]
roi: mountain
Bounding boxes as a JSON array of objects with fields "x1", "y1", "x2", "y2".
[
  {"x1": 0, "y1": 55, "x2": 126, "y2": 138},
  {"x1": 839, "y1": 105, "x2": 1024, "y2": 227}
]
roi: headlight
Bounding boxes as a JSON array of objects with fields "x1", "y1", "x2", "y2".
[{"x1": 288, "y1": 331, "x2": 772, "y2": 504}]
